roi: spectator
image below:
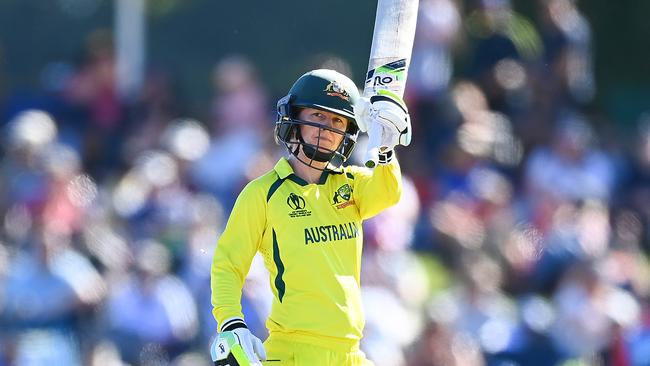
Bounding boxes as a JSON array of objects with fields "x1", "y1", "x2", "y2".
[{"x1": 105, "y1": 240, "x2": 198, "y2": 364}]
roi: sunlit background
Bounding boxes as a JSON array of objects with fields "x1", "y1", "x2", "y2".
[{"x1": 1, "y1": 0, "x2": 650, "y2": 365}]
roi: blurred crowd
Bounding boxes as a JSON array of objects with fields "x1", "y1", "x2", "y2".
[{"x1": 1, "y1": 0, "x2": 650, "y2": 365}]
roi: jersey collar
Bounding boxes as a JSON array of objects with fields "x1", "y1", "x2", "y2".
[
  {"x1": 273, "y1": 158, "x2": 296, "y2": 180},
  {"x1": 274, "y1": 157, "x2": 340, "y2": 186}
]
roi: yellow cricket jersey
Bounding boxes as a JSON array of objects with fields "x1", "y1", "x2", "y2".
[{"x1": 211, "y1": 157, "x2": 401, "y2": 351}]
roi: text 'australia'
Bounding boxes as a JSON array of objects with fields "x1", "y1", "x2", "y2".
[{"x1": 304, "y1": 222, "x2": 358, "y2": 245}]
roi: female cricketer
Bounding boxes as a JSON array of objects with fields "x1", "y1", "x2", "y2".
[{"x1": 210, "y1": 69, "x2": 411, "y2": 366}]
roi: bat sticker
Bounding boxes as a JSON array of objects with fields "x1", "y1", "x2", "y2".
[{"x1": 365, "y1": 58, "x2": 407, "y2": 94}]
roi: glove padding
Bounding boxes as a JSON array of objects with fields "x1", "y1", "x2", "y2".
[
  {"x1": 354, "y1": 89, "x2": 412, "y2": 150},
  {"x1": 211, "y1": 326, "x2": 266, "y2": 366}
]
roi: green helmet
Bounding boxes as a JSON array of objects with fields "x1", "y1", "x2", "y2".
[{"x1": 276, "y1": 69, "x2": 360, "y2": 170}]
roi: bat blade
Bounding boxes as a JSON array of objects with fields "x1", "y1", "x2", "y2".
[{"x1": 363, "y1": 0, "x2": 418, "y2": 168}]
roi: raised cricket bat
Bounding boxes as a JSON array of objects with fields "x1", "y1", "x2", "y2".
[{"x1": 363, "y1": 0, "x2": 419, "y2": 168}]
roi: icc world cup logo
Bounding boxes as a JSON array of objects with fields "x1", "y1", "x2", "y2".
[{"x1": 287, "y1": 193, "x2": 306, "y2": 210}]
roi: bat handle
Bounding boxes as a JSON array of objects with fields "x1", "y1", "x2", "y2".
[{"x1": 364, "y1": 122, "x2": 382, "y2": 168}]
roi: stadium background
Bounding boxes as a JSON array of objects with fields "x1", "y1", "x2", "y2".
[{"x1": 1, "y1": 0, "x2": 650, "y2": 365}]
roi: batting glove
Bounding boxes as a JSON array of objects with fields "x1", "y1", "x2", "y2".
[
  {"x1": 211, "y1": 318, "x2": 266, "y2": 366},
  {"x1": 354, "y1": 89, "x2": 412, "y2": 150}
]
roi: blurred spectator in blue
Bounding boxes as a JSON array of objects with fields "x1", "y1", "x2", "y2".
[
  {"x1": 105, "y1": 239, "x2": 198, "y2": 365},
  {"x1": 1, "y1": 224, "x2": 106, "y2": 366},
  {"x1": 528, "y1": 200, "x2": 612, "y2": 293},
  {"x1": 1, "y1": 110, "x2": 56, "y2": 214},
  {"x1": 550, "y1": 262, "x2": 641, "y2": 363},
  {"x1": 111, "y1": 118, "x2": 211, "y2": 247},
  {"x1": 488, "y1": 295, "x2": 564, "y2": 366},
  {"x1": 525, "y1": 112, "x2": 619, "y2": 222},
  {"x1": 425, "y1": 253, "x2": 509, "y2": 365},
  {"x1": 110, "y1": 149, "x2": 188, "y2": 241}
]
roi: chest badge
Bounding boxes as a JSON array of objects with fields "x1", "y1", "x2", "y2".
[{"x1": 333, "y1": 184, "x2": 355, "y2": 209}]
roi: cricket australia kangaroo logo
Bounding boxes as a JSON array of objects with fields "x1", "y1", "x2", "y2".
[
  {"x1": 333, "y1": 184, "x2": 355, "y2": 209},
  {"x1": 287, "y1": 193, "x2": 311, "y2": 217},
  {"x1": 324, "y1": 81, "x2": 350, "y2": 101}
]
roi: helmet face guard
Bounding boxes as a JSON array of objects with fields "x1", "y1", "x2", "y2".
[
  {"x1": 276, "y1": 108, "x2": 358, "y2": 170},
  {"x1": 275, "y1": 70, "x2": 360, "y2": 171}
]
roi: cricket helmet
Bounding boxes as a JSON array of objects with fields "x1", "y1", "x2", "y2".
[{"x1": 275, "y1": 69, "x2": 360, "y2": 170}]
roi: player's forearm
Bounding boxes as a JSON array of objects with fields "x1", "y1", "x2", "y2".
[
  {"x1": 358, "y1": 157, "x2": 402, "y2": 219},
  {"x1": 210, "y1": 182, "x2": 266, "y2": 328},
  {"x1": 372, "y1": 156, "x2": 402, "y2": 206},
  {"x1": 212, "y1": 304, "x2": 245, "y2": 328},
  {"x1": 210, "y1": 241, "x2": 253, "y2": 325},
  {"x1": 210, "y1": 264, "x2": 246, "y2": 325}
]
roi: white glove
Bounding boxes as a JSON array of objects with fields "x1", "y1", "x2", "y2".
[
  {"x1": 211, "y1": 320, "x2": 266, "y2": 366},
  {"x1": 354, "y1": 89, "x2": 412, "y2": 150}
]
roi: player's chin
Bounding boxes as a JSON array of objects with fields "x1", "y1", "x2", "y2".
[
  {"x1": 317, "y1": 138, "x2": 336, "y2": 148},
  {"x1": 316, "y1": 145, "x2": 336, "y2": 153}
]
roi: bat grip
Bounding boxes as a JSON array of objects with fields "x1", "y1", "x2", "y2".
[{"x1": 364, "y1": 122, "x2": 382, "y2": 168}]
